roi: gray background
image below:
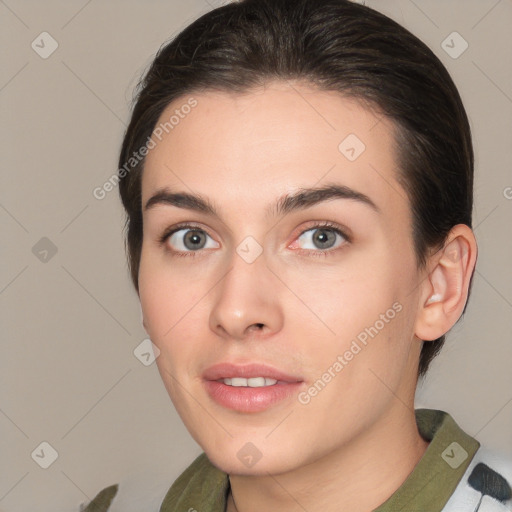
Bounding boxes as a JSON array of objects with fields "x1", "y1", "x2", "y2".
[{"x1": 1, "y1": 1, "x2": 511, "y2": 511}]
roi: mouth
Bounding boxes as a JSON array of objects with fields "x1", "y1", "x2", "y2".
[
  {"x1": 202, "y1": 362, "x2": 304, "y2": 413},
  {"x1": 218, "y1": 377, "x2": 280, "y2": 387}
]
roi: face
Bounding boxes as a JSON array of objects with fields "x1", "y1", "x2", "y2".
[{"x1": 139, "y1": 81, "x2": 425, "y2": 475}]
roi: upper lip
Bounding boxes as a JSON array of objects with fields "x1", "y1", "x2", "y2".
[{"x1": 203, "y1": 362, "x2": 303, "y2": 383}]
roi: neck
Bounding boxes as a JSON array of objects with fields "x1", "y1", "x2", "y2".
[{"x1": 227, "y1": 405, "x2": 429, "y2": 512}]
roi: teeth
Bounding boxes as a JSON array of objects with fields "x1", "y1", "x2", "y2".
[{"x1": 222, "y1": 377, "x2": 278, "y2": 387}]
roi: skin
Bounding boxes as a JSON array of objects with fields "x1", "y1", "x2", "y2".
[{"x1": 138, "y1": 81, "x2": 477, "y2": 512}]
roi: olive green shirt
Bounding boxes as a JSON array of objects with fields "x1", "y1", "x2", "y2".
[
  {"x1": 82, "y1": 409, "x2": 512, "y2": 511},
  {"x1": 158, "y1": 408, "x2": 479, "y2": 511}
]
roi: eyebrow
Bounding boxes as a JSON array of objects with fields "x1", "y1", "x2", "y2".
[{"x1": 143, "y1": 182, "x2": 380, "y2": 218}]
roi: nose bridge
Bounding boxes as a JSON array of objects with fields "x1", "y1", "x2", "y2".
[{"x1": 209, "y1": 242, "x2": 282, "y2": 339}]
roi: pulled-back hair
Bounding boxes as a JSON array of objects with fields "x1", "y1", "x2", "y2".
[{"x1": 118, "y1": 0, "x2": 474, "y2": 378}]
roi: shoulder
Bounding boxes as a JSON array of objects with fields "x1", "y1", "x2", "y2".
[
  {"x1": 80, "y1": 454, "x2": 228, "y2": 512},
  {"x1": 81, "y1": 484, "x2": 118, "y2": 512},
  {"x1": 443, "y1": 445, "x2": 512, "y2": 512},
  {"x1": 159, "y1": 452, "x2": 230, "y2": 512}
]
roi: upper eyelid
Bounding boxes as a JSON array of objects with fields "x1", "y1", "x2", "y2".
[
  {"x1": 165, "y1": 222, "x2": 215, "y2": 239},
  {"x1": 163, "y1": 221, "x2": 350, "y2": 247}
]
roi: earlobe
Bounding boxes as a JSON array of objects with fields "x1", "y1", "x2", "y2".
[{"x1": 414, "y1": 225, "x2": 477, "y2": 341}]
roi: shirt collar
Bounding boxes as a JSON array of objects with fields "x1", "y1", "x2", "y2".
[{"x1": 160, "y1": 409, "x2": 480, "y2": 512}]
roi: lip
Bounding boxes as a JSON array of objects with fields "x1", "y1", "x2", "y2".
[
  {"x1": 202, "y1": 362, "x2": 303, "y2": 383},
  {"x1": 202, "y1": 362, "x2": 304, "y2": 413}
]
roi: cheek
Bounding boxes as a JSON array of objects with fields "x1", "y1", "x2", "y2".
[
  {"x1": 139, "y1": 261, "x2": 166, "y2": 338},
  {"x1": 138, "y1": 248, "x2": 180, "y2": 340},
  {"x1": 138, "y1": 250, "x2": 209, "y2": 354},
  {"x1": 290, "y1": 260, "x2": 396, "y2": 332},
  {"x1": 291, "y1": 254, "x2": 414, "y2": 371}
]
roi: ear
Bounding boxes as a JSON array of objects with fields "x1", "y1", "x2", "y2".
[{"x1": 414, "y1": 224, "x2": 477, "y2": 341}]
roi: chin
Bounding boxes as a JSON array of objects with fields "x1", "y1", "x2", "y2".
[
  {"x1": 201, "y1": 437, "x2": 305, "y2": 477},
  {"x1": 208, "y1": 453, "x2": 296, "y2": 477}
]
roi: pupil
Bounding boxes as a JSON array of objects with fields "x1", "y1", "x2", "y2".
[
  {"x1": 185, "y1": 230, "x2": 205, "y2": 250},
  {"x1": 314, "y1": 229, "x2": 334, "y2": 249}
]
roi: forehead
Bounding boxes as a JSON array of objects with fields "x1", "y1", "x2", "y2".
[{"x1": 141, "y1": 81, "x2": 408, "y2": 220}]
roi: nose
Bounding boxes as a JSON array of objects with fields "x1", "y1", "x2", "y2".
[{"x1": 208, "y1": 248, "x2": 284, "y2": 342}]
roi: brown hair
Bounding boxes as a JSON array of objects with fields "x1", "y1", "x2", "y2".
[{"x1": 118, "y1": 0, "x2": 474, "y2": 378}]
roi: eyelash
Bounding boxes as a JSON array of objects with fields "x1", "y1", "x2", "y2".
[{"x1": 158, "y1": 221, "x2": 351, "y2": 259}]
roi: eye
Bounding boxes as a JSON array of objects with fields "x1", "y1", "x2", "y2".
[
  {"x1": 161, "y1": 225, "x2": 219, "y2": 255},
  {"x1": 159, "y1": 222, "x2": 349, "y2": 258},
  {"x1": 293, "y1": 223, "x2": 349, "y2": 254}
]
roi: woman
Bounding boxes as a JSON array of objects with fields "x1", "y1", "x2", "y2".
[{"x1": 85, "y1": 0, "x2": 512, "y2": 510}]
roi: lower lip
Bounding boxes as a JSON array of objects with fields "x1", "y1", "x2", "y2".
[{"x1": 203, "y1": 380, "x2": 303, "y2": 413}]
